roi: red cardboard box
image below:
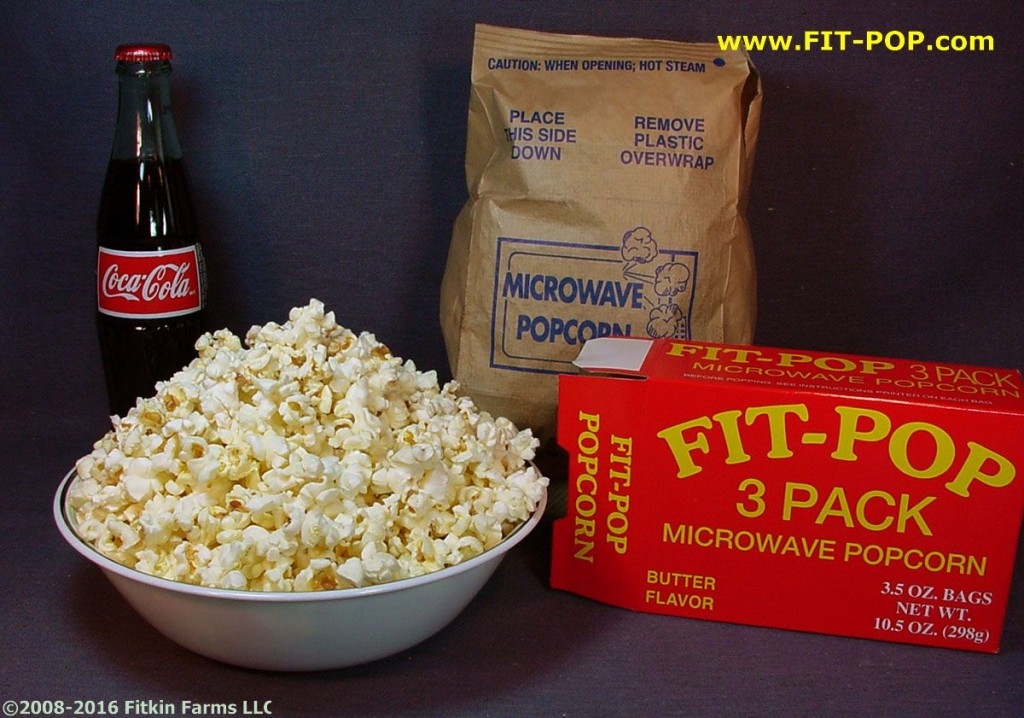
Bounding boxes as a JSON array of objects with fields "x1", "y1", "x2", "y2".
[{"x1": 551, "y1": 338, "x2": 1024, "y2": 652}]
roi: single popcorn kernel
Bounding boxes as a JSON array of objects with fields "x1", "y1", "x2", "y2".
[{"x1": 69, "y1": 299, "x2": 547, "y2": 592}]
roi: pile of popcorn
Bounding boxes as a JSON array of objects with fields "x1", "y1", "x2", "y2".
[{"x1": 70, "y1": 299, "x2": 547, "y2": 592}]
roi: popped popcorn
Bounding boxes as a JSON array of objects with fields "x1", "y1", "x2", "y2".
[{"x1": 70, "y1": 299, "x2": 547, "y2": 592}]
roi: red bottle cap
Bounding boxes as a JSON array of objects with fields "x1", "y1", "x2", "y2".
[{"x1": 115, "y1": 44, "x2": 173, "y2": 62}]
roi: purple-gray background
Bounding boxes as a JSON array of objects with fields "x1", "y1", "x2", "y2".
[{"x1": 2, "y1": 2, "x2": 1022, "y2": 715}]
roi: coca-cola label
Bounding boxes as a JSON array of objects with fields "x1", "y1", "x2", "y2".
[{"x1": 97, "y1": 245, "x2": 205, "y2": 318}]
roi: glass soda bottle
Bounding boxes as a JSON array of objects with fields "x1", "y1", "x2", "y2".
[{"x1": 96, "y1": 43, "x2": 207, "y2": 416}]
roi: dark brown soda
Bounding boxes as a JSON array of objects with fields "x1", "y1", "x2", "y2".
[{"x1": 96, "y1": 156, "x2": 205, "y2": 416}]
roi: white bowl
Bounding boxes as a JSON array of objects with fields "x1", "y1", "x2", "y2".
[{"x1": 54, "y1": 469, "x2": 546, "y2": 671}]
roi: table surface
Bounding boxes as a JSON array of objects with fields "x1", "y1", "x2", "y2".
[
  {"x1": 3, "y1": 2, "x2": 1023, "y2": 716},
  {"x1": 8, "y1": 441, "x2": 1024, "y2": 717}
]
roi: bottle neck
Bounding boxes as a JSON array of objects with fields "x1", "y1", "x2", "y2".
[{"x1": 110, "y1": 60, "x2": 183, "y2": 162}]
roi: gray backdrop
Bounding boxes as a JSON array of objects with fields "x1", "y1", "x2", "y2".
[{"x1": 3, "y1": 2, "x2": 1022, "y2": 716}]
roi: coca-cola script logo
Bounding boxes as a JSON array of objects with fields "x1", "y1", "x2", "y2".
[{"x1": 97, "y1": 245, "x2": 204, "y2": 319}]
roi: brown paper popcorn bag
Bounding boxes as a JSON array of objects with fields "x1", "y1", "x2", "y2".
[{"x1": 441, "y1": 24, "x2": 763, "y2": 438}]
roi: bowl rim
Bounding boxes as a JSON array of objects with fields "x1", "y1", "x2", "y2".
[{"x1": 54, "y1": 467, "x2": 547, "y2": 603}]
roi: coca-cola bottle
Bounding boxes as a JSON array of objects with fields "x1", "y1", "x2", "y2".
[{"x1": 96, "y1": 43, "x2": 207, "y2": 416}]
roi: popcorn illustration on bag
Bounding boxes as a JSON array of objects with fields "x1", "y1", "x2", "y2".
[{"x1": 620, "y1": 226, "x2": 695, "y2": 339}]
